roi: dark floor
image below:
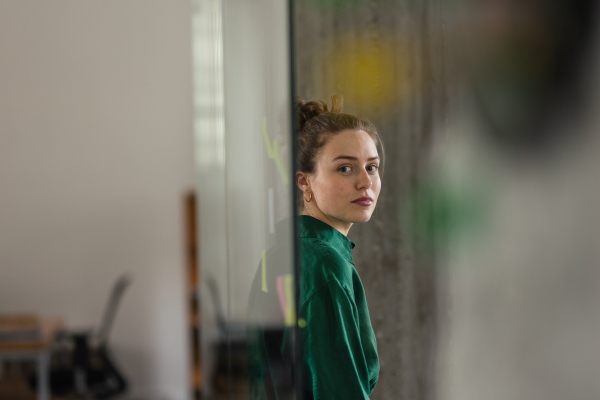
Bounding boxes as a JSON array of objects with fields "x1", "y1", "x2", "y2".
[{"x1": 0, "y1": 376, "x2": 38, "y2": 400}]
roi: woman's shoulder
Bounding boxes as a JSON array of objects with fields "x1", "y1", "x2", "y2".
[{"x1": 298, "y1": 236, "x2": 355, "y2": 304}]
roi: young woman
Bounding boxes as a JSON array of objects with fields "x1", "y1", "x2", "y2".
[{"x1": 248, "y1": 96, "x2": 382, "y2": 400}]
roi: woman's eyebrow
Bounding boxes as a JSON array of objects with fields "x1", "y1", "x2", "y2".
[{"x1": 331, "y1": 155, "x2": 380, "y2": 161}]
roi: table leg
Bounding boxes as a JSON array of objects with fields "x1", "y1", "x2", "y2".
[{"x1": 37, "y1": 352, "x2": 49, "y2": 400}]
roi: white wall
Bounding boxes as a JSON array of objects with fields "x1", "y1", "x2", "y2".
[{"x1": 0, "y1": 2, "x2": 194, "y2": 399}]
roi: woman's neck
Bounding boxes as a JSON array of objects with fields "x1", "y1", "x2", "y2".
[{"x1": 300, "y1": 209, "x2": 352, "y2": 236}]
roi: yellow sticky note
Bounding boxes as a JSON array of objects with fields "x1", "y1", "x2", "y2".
[
  {"x1": 284, "y1": 274, "x2": 296, "y2": 327},
  {"x1": 261, "y1": 250, "x2": 268, "y2": 293},
  {"x1": 272, "y1": 138, "x2": 290, "y2": 185},
  {"x1": 261, "y1": 117, "x2": 289, "y2": 185},
  {"x1": 261, "y1": 117, "x2": 275, "y2": 158}
]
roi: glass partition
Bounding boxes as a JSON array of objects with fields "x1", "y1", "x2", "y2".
[
  {"x1": 192, "y1": 0, "x2": 295, "y2": 399},
  {"x1": 193, "y1": 1, "x2": 600, "y2": 400}
]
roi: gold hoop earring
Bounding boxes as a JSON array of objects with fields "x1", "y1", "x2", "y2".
[{"x1": 304, "y1": 192, "x2": 312, "y2": 202}]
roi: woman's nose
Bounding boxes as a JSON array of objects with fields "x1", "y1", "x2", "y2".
[{"x1": 357, "y1": 169, "x2": 372, "y2": 190}]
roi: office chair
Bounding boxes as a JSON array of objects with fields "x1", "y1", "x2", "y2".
[
  {"x1": 31, "y1": 274, "x2": 132, "y2": 399},
  {"x1": 204, "y1": 275, "x2": 248, "y2": 394}
]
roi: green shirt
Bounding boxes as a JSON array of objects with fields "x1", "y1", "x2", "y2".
[{"x1": 247, "y1": 215, "x2": 379, "y2": 400}]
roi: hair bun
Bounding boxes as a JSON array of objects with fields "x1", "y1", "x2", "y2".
[{"x1": 297, "y1": 95, "x2": 343, "y2": 130}]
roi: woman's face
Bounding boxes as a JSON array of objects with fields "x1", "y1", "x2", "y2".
[{"x1": 298, "y1": 129, "x2": 381, "y2": 235}]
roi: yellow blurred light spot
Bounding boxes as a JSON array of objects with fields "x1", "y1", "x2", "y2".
[{"x1": 328, "y1": 36, "x2": 411, "y2": 109}]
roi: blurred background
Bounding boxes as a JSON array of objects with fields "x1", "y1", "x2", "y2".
[{"x1": 1, "y1": 0, "x2": 600, "y2": 400}]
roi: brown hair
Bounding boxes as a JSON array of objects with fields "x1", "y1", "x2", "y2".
[{"x1": 296, "y1": 95, "x2": 385, "y2": 175}]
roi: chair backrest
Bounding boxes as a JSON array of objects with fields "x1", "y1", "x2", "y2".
[
  {"x1": 204, "y1": 274, "x2": 227, "y2": 337},
  {"x1": 96, "y1": 274, "x2": 132, "y2": 347}
]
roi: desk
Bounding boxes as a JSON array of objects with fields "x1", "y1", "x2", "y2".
[{"x1": 0, "y1": 319, "x2": 61, "y2": 400}]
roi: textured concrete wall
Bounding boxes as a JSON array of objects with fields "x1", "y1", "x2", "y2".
[{"x1": 293, "y1": 1, "x2": 448, "y2": 399}]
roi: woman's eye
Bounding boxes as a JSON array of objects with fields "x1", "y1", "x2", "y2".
[
  {"x1": 367, "y1": 165, "x2": 379, "y2": 172},
  {"x1": 339, "y1": 166, "x2": 351, "y2": 173}
]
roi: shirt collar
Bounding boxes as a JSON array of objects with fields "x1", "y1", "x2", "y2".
[{"x1": 297, "y1": 215, "x2": 355, "y2": 265}]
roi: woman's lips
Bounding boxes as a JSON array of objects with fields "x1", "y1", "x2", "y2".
[{"x1": 352, "y1": 196, "x2": 373, "y2": 206}]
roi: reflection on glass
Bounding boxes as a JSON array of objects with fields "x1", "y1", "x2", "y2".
[
  {"x1": 192, "y1": 0, "x2": 293, "y2": 399},
  {"x1": 247, "y1": 218, "x2": 295, "y2": 399}
]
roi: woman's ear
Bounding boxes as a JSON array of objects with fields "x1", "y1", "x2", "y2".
[{"x1": 296, "y1": 171, "x2": 310, "y2": 193}]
